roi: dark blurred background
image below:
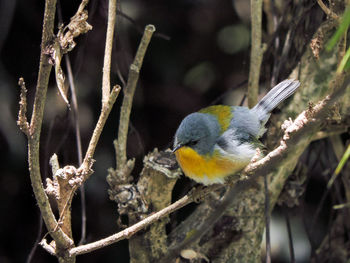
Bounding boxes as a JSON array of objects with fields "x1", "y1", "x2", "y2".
[{"x1": 0, "y1": 0, "x2": 344, "y2": 262}]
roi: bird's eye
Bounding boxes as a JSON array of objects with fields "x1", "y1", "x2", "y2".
[{"x1": 187, "y1": 140, "x2": 199, "y2": 147}]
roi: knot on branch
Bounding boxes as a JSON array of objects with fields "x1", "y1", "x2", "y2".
[
  {"x1": 46, "y1": 154, "x2": 90, "y2": 200},
  {"x1": 107, "y1": 158, "x2": 147, "y2": 216},
  {"x1": 42, "y1": 4, "x2": 92, "y2": 66},
  {"x1": 107, "y1": 183, "x2": 147, "y2": 216},
  {"x1": 282, "y1": 111, "x2": 309, "y2": 141},
  {"x1": 45, "y1": 165, "x2": 78, "y2": 199},
  {"x1": 135, "y1": 149, "x2": 180, "y2": 218},
  {"x1": 45, "y1": 154, "x2": 89, "y2": 239},
  {"x1": 142, "y1": 149, "x2": 181, "y2": 179}
]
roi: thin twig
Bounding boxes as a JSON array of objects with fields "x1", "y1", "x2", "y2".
[
  {"x1": 247, "y1": 0, "x2": 266, "y2": 107},
  {"x1": 116, "y1": 10, "x2": 170, "y2": 40},
  {"x1": 284, "y1": 208, "x2": 296, "y2": 263},
  {"x1": 58, "y1": 0, "x2": 87, "y2": 244},
  {"x1": 81, "y1": 85, "x2": 121, "y2": 174},
  {"x1": 70, "y1": 184, "x2": 221, "y2": 256},
  {"x1": 115, "y1": 24, "x2": 155, "y2": 173},
  {"x1": 69, "y1": 191, "x2": 192, "y2": 256},
  {"x1": 39, "y1": 239, "x2": 56, "y2": 256},
  {"x1": 64, "y1": 54, "x2": 86, "y2": 244},
  {"x1": 55, "y1": 184, "x2": 79, "y2": 234},
  {"x1": 22, "y1": 0, "x2": 74, "y2": 249},
  {"x1": 77, "y1": 0, "x2": 89, "y2": 13},
  {"x1": 102, "y1": 0, "x2": 117, "y2": 106},
  {"x1": 317, "y1": 0, "x2": 339, "y2": 21},
  {"x1": 26, "y1": 215, "x2": 43, "y2": 263}
]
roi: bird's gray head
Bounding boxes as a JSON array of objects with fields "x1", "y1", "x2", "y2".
[{"x1": 173, "y1": 112, "x2": 221, "y2": 155}]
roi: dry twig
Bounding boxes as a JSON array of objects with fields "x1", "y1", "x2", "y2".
[
  {"x1": 115, "y1": 24, "x2": 156, "y2": 178},
  {"x1": 19, "y1": 0, "x2": 74, "y2": 252},
  {"x1": 81, "y1": 85, "x2": 121, "y2": 177},
  {"x1": 247, "y1": 0, "x2": 266, "y2": 107},
  {"x1": 317, "y1": 0, "x2": 340, "y2": 21}
]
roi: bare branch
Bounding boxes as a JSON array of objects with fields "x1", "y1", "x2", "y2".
[
  {"x1": 115, "y1": 24, "x2": 155, "y2": 176},
  {"x1": 317, "y1": 0, "x2": 339, "y2": 21},
  {"x1": 39, "y1": 239, "x2": 56, "y2": 256},
  {"x1": 247, "y1": 0, "x2": 266, "y2": 107},
  {"x1": 25, "y1": 0, "x2": 74, "y2": 250},
  {"x1": 102, "y1": 0, "x2": 117, "y2": 106},
  {"x1": 81, "y1": 85, "x2": 121, "y2": 177},
  {"x1": 64, "y1": 52, "x2": 86, "y2": 244},
  {"x1": 69, "y1": 190, "x2": 195, "y2": 256}
]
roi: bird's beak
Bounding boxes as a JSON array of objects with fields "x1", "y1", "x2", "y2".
[{"x1": 172, "y1": 144, "x2": 183, "y2": 153}]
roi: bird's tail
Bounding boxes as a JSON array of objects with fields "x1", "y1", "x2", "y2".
[{"x1": 251, "y1": 79, "x2": 300, "y2": 124}]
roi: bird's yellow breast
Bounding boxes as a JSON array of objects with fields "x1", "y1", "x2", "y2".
[{"x1": 175, "y1": 146, "x2": 248, "y2": 185}]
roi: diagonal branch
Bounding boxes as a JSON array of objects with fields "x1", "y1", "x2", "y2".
[
  {"x1": 69, "y1": 190, "x2": 196, "y2": 256},
  {"x1": 112, "y1": 24, "x2": 155, "y2": 183},
  {"x1": 317, "y1": 0, "x2": 339, "y2": 21},
  {"x1": 115, "y1": 24, "x2": 155, "y2": 173},
  {"x1": 81, "y1": 85, "x2": 121, "y2": 177}
]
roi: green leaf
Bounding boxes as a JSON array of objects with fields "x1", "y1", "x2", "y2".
[
  {"x1": 326, "y1": 6, "x2": 350, "y2": 51},
  {"x1": 337, "y1": 46, "x2": 350, "y2": 73},
  {"x1": 327, "y1": 143, "x2": 350, "y2": 189}
]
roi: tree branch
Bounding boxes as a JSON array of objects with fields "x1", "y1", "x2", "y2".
[
  {"x1": 317, "y1": 0, "x2": 339, "y2": 21},
  {"x1": 247, "y1": 0, "x2": 266, "y2": 107},
  {"x1": 115, "y1": 24, "x2": 155, "y2": 177},
  {"x1": 18, "y1": 0, "x2": 95, "y2": 259},
  {"x1": 69, "y1": 189, "x2": 198, "y2": 256},
  {"x1": 102, "y1": 0, "x2": 117, "y2": 106},
  {"x1": 81, "y1": 85, "x2": 121, "y2": 177},
  {"x1": 107, "y1": 25, "x2": 156, "y2": 216},
  {"x1": 21, "y1": 0, "x2": 74, "y2": 250}
]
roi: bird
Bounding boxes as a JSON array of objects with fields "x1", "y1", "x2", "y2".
[{"x1": 172, "y1": 79, "x2": 300, "y2": 185}]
